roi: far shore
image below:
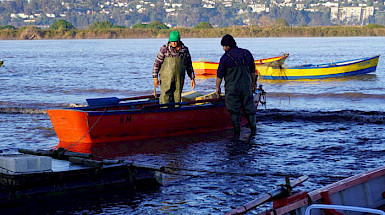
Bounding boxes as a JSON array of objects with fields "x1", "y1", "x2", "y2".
[{"x1": 1, "y1": 25, "x2": 385, "y2": 40}]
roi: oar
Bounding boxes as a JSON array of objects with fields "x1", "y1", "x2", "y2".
[
  {"x1": 141, "y1": 97, "x2": 224, "y2": 110},
  {"x1": 86, "y1": 94, "x2": 160, "y2": 106},
  {"x1": 226, "y1": 175, "x2": 308, "y2": 215}
]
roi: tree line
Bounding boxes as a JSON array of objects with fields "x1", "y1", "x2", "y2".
[{"x1": 0, "y1": 20, "x2": 384, "y2": 40}]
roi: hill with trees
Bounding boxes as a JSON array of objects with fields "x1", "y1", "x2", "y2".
[{"x1": 1, "y1": 0, "x2": 385, "y2": 29}]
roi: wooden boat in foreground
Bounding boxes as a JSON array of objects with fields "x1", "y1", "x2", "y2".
[
  {"x1": 257, "y1": 55, "x2": 380, "y2": 80},
  {"x1": 193, "y1": 54, "x2": 289, "y2": 76},
  {"x1": 0, "y1": 148, "x2": 162, "y2": 204},
  {"x1": 227, "y1": 164, "x2": 385, "y2": 214},
  {"x1": 47, "y1": 89, "x2": 264, "y2": 144}
]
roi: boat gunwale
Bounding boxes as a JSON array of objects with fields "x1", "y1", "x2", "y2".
[
  {"x1": 260, "y1": 65, "x2": 378, "y2": 80},
  {"x1": 307, "y1": 164, "x2": 385, "y2": 202},
  {"x1": 264, "y1": 55, "x2": 380, "y2": 70},
  {"x1": 49, "y1": 99, "x2": 227, "y2": 116},
  {"x1": 256, "y1": 165, "x2": 385, "y2": 215}
]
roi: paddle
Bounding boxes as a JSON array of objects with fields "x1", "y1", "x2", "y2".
[
  {"x1": 226, "y1": 175, "x2": 308, "y2": 215},
  {"x1": 86, "y1": 94, "x2": 160, "y2": 106}
]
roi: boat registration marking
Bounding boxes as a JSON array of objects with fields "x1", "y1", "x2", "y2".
[
  {"x1": 120, "y1": 116, "x2": 132, "y2": 124},
  {"x1": 358, "y1": 60, "x2": 371, "y2": 67}
]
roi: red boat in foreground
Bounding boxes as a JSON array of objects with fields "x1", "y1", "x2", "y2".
[
  {"x1": 47, "y1": 90, "x2": 264, "y2": 145},
  {"x1": 227, "y1": 165, "x2": 385, "y2": 215}
]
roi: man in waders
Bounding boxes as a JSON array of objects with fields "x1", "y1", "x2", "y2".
[
  {"x1": 153, "y1": 30, "x2": 196, "y2": 104},
  {"x1": 215, "y1": 34, "x2": 257, "y2": 140}
]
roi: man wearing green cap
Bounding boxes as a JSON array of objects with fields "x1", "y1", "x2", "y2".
[{"x1": 153, "y1": 30, "x2": 196, "y2": 104}]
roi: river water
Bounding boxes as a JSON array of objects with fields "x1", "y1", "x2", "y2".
[{"x1": 1, "y1": 37, "x2": 385, "y2": 214}]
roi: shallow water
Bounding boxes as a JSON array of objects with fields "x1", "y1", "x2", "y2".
[{"x1": 1, "y1": 37, "x2": 385, "y2": 214}]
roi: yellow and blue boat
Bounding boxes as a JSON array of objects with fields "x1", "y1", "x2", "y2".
[
  {"x1": 193, "y1": 54, "x2": 289, "y2": 76},
  {"x1": 257, "y1": 55, "x2": 380, "y2": 80}
]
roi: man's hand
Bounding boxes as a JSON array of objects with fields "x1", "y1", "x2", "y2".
[
  {"x1": 153, "y1": 78, "x2": 159, "y2": 88},
  {"x1": 252, "y1": 83, "x2": 257, "y2": 92},
  {"x1": 191, "y1": 79, "x2": 196, "y2": 89},
  {"x1": 216, "y1": 87, "x2": 221, "y2": 98}
]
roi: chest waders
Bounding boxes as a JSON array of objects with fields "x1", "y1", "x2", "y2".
[
  {"x1": 224, "y1": 51, "x2": 256, "y2": 138},
  {"x1": 159, "y1": 52, "x2": 186, "y2": 104}
]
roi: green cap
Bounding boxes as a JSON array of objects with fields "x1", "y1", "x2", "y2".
[{"x1": 169, "y1": 30, "x2": 180, "y2": 42}]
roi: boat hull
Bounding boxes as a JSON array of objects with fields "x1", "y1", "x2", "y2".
[
  {"x1": 47, "y1": 95, "x2": 261, "y2": 144},
  {"x1": 255, "y1": 165, "x2": 385, "y2": 215},
  {"x1": 193, "y1": 54, "x2": 289, "y2": 76},
  {"x1": 257, "y1": 55, "x2": 380, "y2": 80}
]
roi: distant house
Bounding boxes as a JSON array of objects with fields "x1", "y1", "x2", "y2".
[
  {"x1": 249, "y1": 4, "x2": 269, "y2": 13},
  {"x1": 330, "y1": 6, "x2": 375, "y2": 25},
  {"x1": 46, "y1": 13, "x2": 56, "y2": 18},
  {"x1": 203, "y1": 0, "x2": 215, "y2": 8}
]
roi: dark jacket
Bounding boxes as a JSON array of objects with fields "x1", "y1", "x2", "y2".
[{"x1": 217, "y1": 46, "x2": 255, "y2": 79}]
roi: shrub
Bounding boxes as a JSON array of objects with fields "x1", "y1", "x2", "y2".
[
  {"x1": 193, "y1": 22, "x2": 213, "y2": 29},
  {"x1": 365, "y1": 23, "x2": 384, "y2": 29},
  {"x1": 132, "y1": 21, "x2": 169, "y2": 29},
  {"x1": 50, "y1": 20, "x2": 75, "y2": 30},
  {"x1": 0, "y1": 25, "x2": 16, "y2": 30}
]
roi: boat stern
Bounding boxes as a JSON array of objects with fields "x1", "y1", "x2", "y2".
[{"x1": 47, "y1": 109, "x2": 92, "y2": 144}]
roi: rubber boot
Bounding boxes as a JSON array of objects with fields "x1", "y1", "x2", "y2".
[
  {"x1": 232, "y1": 125, "x2": 241, "y2": 142},
  {"x1": 247, "y1": 115, "x2": 256, "y2": 135},
  {"x1": 230, "y1": 114, "x2": 242, "y2": 141}
]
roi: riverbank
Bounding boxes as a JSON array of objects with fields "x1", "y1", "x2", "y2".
[{"x1": 1, "y1": 25, "x2": 385, "y2": 40}]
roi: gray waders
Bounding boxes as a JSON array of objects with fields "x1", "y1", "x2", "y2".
[
  {"x1": 224, "y1": 53, "x2": 256, "y2": 139},
  {"x1": 159, "y1": 54, "x2": 185, "y2": 104}
]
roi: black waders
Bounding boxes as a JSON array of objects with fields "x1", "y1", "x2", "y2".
[{"x1": 224, "y1": 52, "x2": 256, "y2": 140}]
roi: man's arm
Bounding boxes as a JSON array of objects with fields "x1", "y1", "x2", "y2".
[
  {"x1": 216, "y1": 55, "x2": 227, "y2": 97},
  {"x1": 153, "y1": 45, "x2": 167, "y2": 87},
  {"x1": 183, "y1": 47, "x2": 196, "y2": 89},
  {"x1": 216, "y1": 77, "x2": 222, "y2": 97},
  {"x1": 251, "y1": 72, "x2": 257, "y2": 92},
  {"x1": 184, "y1": 47, "x2": 195, "y2": 80},
  {"x1": 247, "y1": 50, "x2": 257, "y2": 91}
]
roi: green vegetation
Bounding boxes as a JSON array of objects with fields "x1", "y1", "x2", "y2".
[
  {"x1": 0, "y1": 25, "x2": 16, "y2": 30},
  {"x1": 88, "y1": 21, "x2": 125, "y2": 30},
  {"x1": 132, "y1": 21, "x2": 169, "y2": 29},
  {"x1": 193, "y1": 22, "x2": 214, "y2": 29},
  {"x1": 365, "y1": 23, "x2": 385, "y2": 29},
  {"x1": 1, "y1": 22, "x2": 385, "y2": 40},
  {"x1": 274, "y1": 19, "x2": 290, "y2": 27},
  {"x1": 50, "y1": 20, "x2": 75, "y2": 30}
]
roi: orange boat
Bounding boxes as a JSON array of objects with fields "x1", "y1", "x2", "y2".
[
  {"x1": 193, "y1": 53, "x2": 289, "y2": 76},
  {"x1": 47, "y1": 90, "x2": 264, "y2": 145}
]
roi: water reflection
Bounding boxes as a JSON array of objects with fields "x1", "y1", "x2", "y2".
[{"x1": 56, "y1": 129, "x2": 233, "y2": 159}]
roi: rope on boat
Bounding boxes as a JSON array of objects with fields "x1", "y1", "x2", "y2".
[
  {"x1": 159, "y1": 165, "x2": 304, "y2": 179},
  {"x1": 66, "y1": 108, "x2": 107, "y2": 151},
  {"x1": 154, "y1": 165, "x2": 348, "y2": 184}
]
